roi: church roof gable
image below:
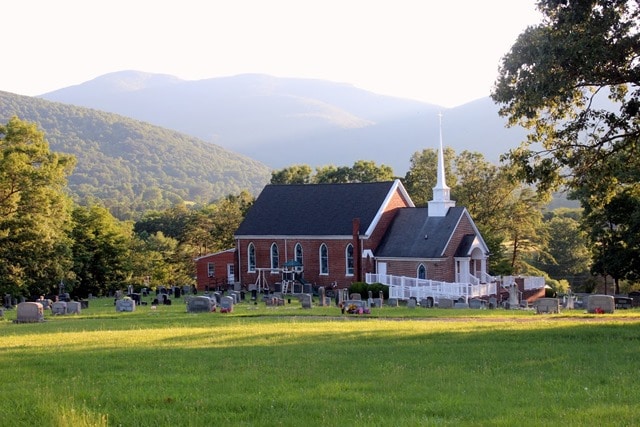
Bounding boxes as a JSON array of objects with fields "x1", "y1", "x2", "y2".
[{"x1": 235, "y1": 180, "x2": 408, "y2": 237}]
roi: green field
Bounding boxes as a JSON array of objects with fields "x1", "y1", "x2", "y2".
[{"x1": 2, "y1": 297, "x2": 640, "y2": 426}]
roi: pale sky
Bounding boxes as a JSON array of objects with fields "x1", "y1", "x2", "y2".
[{"x1": 2, "y1": 0, "x2": 541, "y2": 108}]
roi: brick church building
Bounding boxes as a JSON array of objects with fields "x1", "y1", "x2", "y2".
[{"x1": 195, "y1": 125, "x2": 491, "y2": 292}]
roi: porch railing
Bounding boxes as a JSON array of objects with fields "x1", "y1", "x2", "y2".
[{"x1": 366, "y1": 273, "x2": 497, "y2": 302}]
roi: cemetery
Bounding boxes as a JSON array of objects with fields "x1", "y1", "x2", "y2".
[{"x1": 1, "y1": 285, "x2": 640, "y2": 426}]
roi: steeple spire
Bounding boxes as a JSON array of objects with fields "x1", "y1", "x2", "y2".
[{"x1": 428, "y1": 112, "x2": 456, "y2": 217}]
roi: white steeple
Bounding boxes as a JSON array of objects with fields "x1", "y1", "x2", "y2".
[{"x1": 428, "y1": 113, "x2": 456, "y2": 217}]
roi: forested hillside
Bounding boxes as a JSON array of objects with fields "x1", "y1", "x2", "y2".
[{"x1": 0, "y1": 91, "x2": 271, "y2": 218}]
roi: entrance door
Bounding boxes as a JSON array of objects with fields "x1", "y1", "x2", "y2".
[
  {"x1": 227, "y1": 263, "x2": 235, "y2": 285},
  {"x1": 377, "y1": 262, "x2": 387, "y2": 277}
]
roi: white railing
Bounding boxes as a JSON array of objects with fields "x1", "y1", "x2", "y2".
[
  {"x1": 500, "y1": 276, "x2": 546, "y2": 291},
  {"x1": 366, "y1": 273, "x2": 497, "y2": 302}
]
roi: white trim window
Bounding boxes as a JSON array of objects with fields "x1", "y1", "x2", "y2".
[
  {"x1": 345, "y1": 244, "x2": 354, "y2": 276},
  {"x1": 207, "y1": 262, "x2": 215, "y2": 277},
  {"x1": 270, "y1": 243, "x2": 279, "y2": 272},
  {"x1": 417, "y1": 264, "x2": 426, "y2": 280},
  {"x1": 295, "y1": 243, "x2": 303, "y2": 266},
  {"x1": 248, "y1": 243, "x2": 256, "y2": 272},
  {"x1": 320, "y1": 243, "x2": 328, "y2": 275}
]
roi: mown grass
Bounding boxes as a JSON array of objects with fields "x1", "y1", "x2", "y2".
[{"x1": 1, "y1": 297, "x2": 640, "y2": 426}]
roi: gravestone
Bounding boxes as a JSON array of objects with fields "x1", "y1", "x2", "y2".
[
  {"x1": 372, "y1": 298, "x2": 383, "y2": 308},
  {"x1": 438, "y1": 298, "x2": 454, "y2": 309},
  {"x1": 587, "y1": 295, "x2": 615, "y2": 314},
  {"x1": 4, "y1": 293, "x2": 13, "y2": 308},
  {"x1": 300, "y1": 294, "x2": 312, "y2": 309},
  {"x1": 407, "y1": 299, "x2": 416, "y2": 309},
  {"x1": 52, "y1": 301, "x2": 68, "y2": 315},
  {"x1": 0, "y1": 307, "x2": 3, "y2": 318},
  {"x1": 350, "y1": 293, "x2": 361, "y2": 301},
  {"x1": 534, "y1": 298, "x2": 560, "y2": 314},
  {"x1": 66, "y1": 301, "x2": 82, "y2": 314},
  {"x1": 469, "y1": 299, "x2": 486, "y2": 309},
  {"x1": 387, "y1": 298, "x2": 398, "y2": 307},
  {"x1": 454, "y1": 301, "x2": 469, "y2": 309},
  {"x1": 318, "y1": 287, "x2": 326, "y2": 306},
  {"x1": 220, "y1": 296, "x2": 234, "y2": 313},
  {"x1": 488, "y1": 297, "x2": 497, "y2": 309},
  {"x1": 343, "y1": 300, "x2": 370, "y2": 314},
  {"x1": 16, "y1": 302, "x2": 44, "y2": 323},
  {"x1": 187, "y1": 296, "x2": 215, "y2": 313},
  {"x1": 419, "y1": 298, "x2": 433, "y2": 308},
  {"x1": 116, "y1": 299, "x2": 136, "y2": 312}
]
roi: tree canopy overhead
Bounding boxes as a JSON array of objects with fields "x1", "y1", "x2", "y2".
[{"x1": 492, "y1": 0, "x2": 640, "y2": 286}]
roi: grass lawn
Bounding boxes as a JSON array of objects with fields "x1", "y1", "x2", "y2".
[{"x1": 1, "y1": 296, "x2": 640, "y2": 426}]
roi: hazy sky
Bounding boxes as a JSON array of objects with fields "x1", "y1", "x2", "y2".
[{"x1": 3, "y1": 0, "x2": 541, "y2": 108}]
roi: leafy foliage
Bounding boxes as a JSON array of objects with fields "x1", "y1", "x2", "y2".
[
  {"x1": 0, "y1": 91, "x2": 271, "y2": 219},
  {"x1": 492, "y1": 0, "x2": 640, "y2": 282},
  {"x1": 271, "y1": 160, "x2": 395, "y2": 184},
  {"x1": 0, "y1": 117, "x2": 76, "y2": 296}
]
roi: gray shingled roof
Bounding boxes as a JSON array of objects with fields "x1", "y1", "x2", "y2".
[
  {"x1": 235, "y1": 181, "x2": 398, "y2": 236},
  {"x1": 375, "y1": 206, "x2": 468, "y2": 258}
]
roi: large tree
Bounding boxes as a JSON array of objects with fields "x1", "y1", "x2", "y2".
[
  {"x1": 492, "y1": 0, "x2": 640, "y2": 282},
  {"x1": 0, "y1": 117, "x2": 76, "y2": 296}
]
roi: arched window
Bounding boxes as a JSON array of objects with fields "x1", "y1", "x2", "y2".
[
  {"x1": 295, "y1": 243, "x2": 303, "y2": 266},
  {"x1": 320, "y1": 243, "x2": 328, "y2": 275},
  {"x1": 248, "y1": 243, "x2": 256, "y2": 272},
  {"x1": 417, "y1": 264, "x2": 426, "y2": 280},
  {"x1": 345, "y1": 244, "x2": 354, "y2": 276},
  {"x1": 270, "y1": 243, "x2": 279, "y2": 271}
]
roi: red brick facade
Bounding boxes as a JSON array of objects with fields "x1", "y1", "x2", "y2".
[
  {"x1": 381, "y1": 211, "x2": 477, "y2": 283},
  {"x1": 234, "y1": 186, "x2": 411, "y2": 290},
  {"x1": 194, "y1": 249, "x2": 236, "y2": 291}
]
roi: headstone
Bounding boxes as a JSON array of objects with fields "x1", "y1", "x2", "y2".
[
  {"x1": 116, "y1": 299, "x2": 136, "y2": 312},
  {"x1": 4, "y1": 294, "x2": 12, "y2": 308},
  {"x1": 318, "y1": 287, "x2": 326, "y2": 306},
  {"x1": 469, "y1": 299, "x2": 486, "y2": 309},
  {"x1": 534, "y1": 298, "x2": 560, "y2": 314},
  {"x1": 508, "y1": 283, "x2": 519, "y2": 307},
  {"x1": 343, "y1": 300, "x2": 370, "y2": 314},
  {"x1": 488, "y1": 297, "x2": 497, "y2": 309},
  {"x1": 350, "y1": 293, "x2": 362, "y2": 301},
  {"x1": 387, "y1": 298, "x2": 398, "y2": 307},
  {"x1": 187, "y1": 296, "x2": 215, "y2": 313},
  {"x1": 454, "y1": 302, "x2": 469, "y2": 309},
  {"x1": 15, "y1": 302, "x2": 44, "y2": 323},
  {"x1": 300, "y1": 294, "x2": 312, "y2": 309},
  {"x1": 419, "y1": 298, "x2": 434, "y2": 308},
  {"x1": 0, "y1": 307, "x2": 3, "y2": 317},
  {"x1": 587, "y1": 295, "x2": 615, "y2": 314},
  {"x1": 66, "y1": 301, "x2": 82, "y2": 314},
  {"x1": 372, "y1": 298, "x2": 383, "y2": 308},
  {"x1": 407, "y1": 299, "x2": 416, "y2": 309},
  {"x1": 52, "y1": 301, "x2": 68, "y2": 315},
  {"x1": 438, "y1": 298, "x2": 454, "y2": 309},
  {"x1": 220, "y1": 296, "x2": 234, "y2": 313}
]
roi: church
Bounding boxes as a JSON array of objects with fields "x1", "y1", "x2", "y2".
[{"x1": 195, "y1": 119, "x2": 492, "y2": 294}]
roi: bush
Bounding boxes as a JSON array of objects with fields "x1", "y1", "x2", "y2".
[{"x1": 348, "y1": 282, "x2": 388, "y2": 299}]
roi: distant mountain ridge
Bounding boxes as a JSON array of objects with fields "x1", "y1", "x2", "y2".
[
  {"x1": 41, "y1": 71, "x2": 528, "y2": 174},
  {"x1": 0, "y1": 91, "x2": 271, "y2": 217}
]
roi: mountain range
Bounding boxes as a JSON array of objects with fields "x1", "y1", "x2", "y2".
[
  {"x1": 0, "y1": 91, "x2": 271, "y2": 217},
  {"x1": 40, "y1": 71, "x2": 528, "y2": 175}
]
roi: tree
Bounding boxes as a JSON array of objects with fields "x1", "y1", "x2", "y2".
[
  {"x1": 492, "y1": 0, "x2": 640, "y2": 281},
  {"x1": 270, "y1": 165, "x2": 313, "y2": 184},
  {"x1": 403, "y1": 147, "x2": 456, "y2": 206},
  {"x1": 0, "y1": 117, "x2": 76, "y2": 296},
  {"x1": 70, "y1": 204, "x2": 134, "y2": 297}
]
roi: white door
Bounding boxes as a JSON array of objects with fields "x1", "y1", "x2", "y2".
[
  {"x1": 377, "y1": 262, "x2": 387, "y2": 277},
  {"x1": 227, "y1": 263, "x2": 235, "y2": 284}
]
